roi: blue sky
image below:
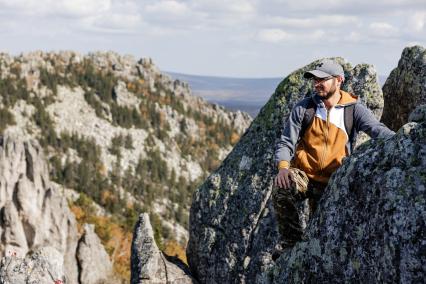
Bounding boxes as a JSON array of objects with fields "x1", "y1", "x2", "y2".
[{"x1": 0, "y1": 0, "x2": 424, "y2": 77}]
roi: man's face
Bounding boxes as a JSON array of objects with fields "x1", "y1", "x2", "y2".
[{"x1": 312, "y1": 76, "x2": 340, "y2": 99}]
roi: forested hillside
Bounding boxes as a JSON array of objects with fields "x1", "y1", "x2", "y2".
[{"x1": 0, "y1": 51, "x2": 251, "y2": 279}]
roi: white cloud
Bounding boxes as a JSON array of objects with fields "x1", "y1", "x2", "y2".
[
  {"x1": 0, "y1": 0, "x2": 38, "y2": 11},
  {"x1": 265, "y1": 0, "x2": 425, "y2": 15},
  {"x1": 344, "y1": 31, "x2": 362, "y2": 42},
  {"x1": 145, "y1": 0, "x2": 189, "y2": 16},
  {"x1": 227, "y1": 1, "x2": 256, "y2": 14},
  {"x1": 0, "y1": 0, "x2": 144, "y2": 33},
  {"x1": 269, "y1": 15, "x2": 359, "y2": 29},
  {"x1": 0, "y1": 0, "x2": 424, "y2": 77},
  {"x1": 257, "y1": 29, "x2": 291, "y2": 43},
  {"x1": 369, "y1": 22, "x2": 399, "y2": 38},
  {"x1": 408, "y1": 12, "x2": 426, "y2": 32},
  {"x1": 56, "y1": 0, "x2": 111, "y2": 17},
  {"x1": 0, "y1": 0, "x2": 112, "y2": 17},
  {"x1": 86, "y1": 13, "x2": 142, "y2": 31},
  {"x1": 192, "y1": 0, "x2": 256, "y2": 15}
]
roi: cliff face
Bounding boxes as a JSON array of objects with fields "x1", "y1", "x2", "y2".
[
  {"x1": 381, "y1": 45, "x2": 426, "y2": 131},
  {"x1": 0, "y1": 134, "x2": 113, "y2": 284},
  {"x1": 0, "y1": 134, "x2": 78, "y2": 282},
  {"x1": 272, "y1": 104, "x2": 426, "y2": 282},
  {"x1": 186, "y1": 58, "x2": 385, "y2": 283}
]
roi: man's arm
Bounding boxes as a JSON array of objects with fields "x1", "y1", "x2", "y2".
[
  {"x1": 354, "y1": 103, "x2": 395, "y2": 138},
  {"x1": 274, "y1": 100, "x2": 307, "y2": 166},
  {"x1": 274, "y1": 99, "x2": 307, "y2": 188}
]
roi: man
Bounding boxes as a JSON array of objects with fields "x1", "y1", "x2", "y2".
[{"x1": 272, "y1": 59, "x2": 394, "y2": 259}]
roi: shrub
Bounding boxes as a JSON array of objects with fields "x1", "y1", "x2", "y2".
[{"x1": 0, "y1": 108, "x2": 16, "y2": 133}]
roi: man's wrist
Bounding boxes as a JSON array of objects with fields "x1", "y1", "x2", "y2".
[{"x1": 278, "y1": 160, "x2": 290, "y2": 170}]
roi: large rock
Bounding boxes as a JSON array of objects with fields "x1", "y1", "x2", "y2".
[
  {"x1": 0, "y1": 247, "x2": 65, "y2": 284},
  {"x1": 187, "y1": 58, "x2": 385, "y2": 283},
  {"x1": 271, "y1": 104, "x2": 426, "y2": 282},
  {"x1": 381, "y1": 45, "x2": 426, "y2": 131},
  {"x1": 0, "y1": 135, "x2": 115, "y2": 284},
  {"x1": 77, "y1": 224, "x2": 115, "y2": 284},
  {"x1": 131, "y1": 213, "x2": 197, "y2": 284},
  {"x1": 0, "y1": 134, "x2": 79, "y2": 283}
]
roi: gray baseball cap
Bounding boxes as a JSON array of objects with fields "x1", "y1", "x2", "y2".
[{"x1": 304, "y1": 59, "x2": 344, "y2": 79}]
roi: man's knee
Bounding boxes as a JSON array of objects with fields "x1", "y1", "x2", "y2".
[{"x1": 288, "y1": 168, "x2": 309, "y2": 194}]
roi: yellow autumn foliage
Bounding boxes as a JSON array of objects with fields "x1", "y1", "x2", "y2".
[
  {"x1": 230, "y1": 132, "x2": 240, "y2": 145},
  {"x1": 70, "y1": 203, "x2": 132, "y2": 282}
]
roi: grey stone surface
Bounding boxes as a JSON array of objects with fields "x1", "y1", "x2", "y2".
[
  {"x1": 131, "y1": 213, "x2": 197, "y2": 284},
  {"x1": 0, "y1": 134, "x2": 79, "y2": 283},
  {"x1": 381, "y1": 45, "x2": 426, "y2": 131},
  {"x1": 186, "y1": 58, "x2": 385, "y2": 283},
  {"x1": 409, "y1": 103, "x2": 426, "y2": 123},
  {"x1": 0, "y1": 135, "x2": 117, "y2": 284},
  {"x1": 77, "y1": 224, "x2": 114, "y2": 284},
  {"x1": 0, "y1": 247, "x2": 65, "y2": 284},
  {"x1": 271, "y1": 104, "x2": 426, "y2": 283}
]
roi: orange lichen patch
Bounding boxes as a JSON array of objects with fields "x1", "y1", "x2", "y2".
[{"x1": 163, "y1": 240, "x2": 188, "y2": 265}]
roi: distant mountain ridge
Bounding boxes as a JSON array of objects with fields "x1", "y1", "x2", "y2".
[
  {"x1": 167, "y1": 72, "x2": 282, "y2": 117},
  {"x1": 168, "y1": 72, "x2": 388, "y2": 118}
]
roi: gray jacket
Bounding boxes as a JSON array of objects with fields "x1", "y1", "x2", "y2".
[{"x1": 275, "y1": 93, "x2": 395, "y2": 166}]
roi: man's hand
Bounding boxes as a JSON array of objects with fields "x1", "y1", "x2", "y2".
[{"x1": 274, "y1": 168, "x2": 293, "y2": 189}]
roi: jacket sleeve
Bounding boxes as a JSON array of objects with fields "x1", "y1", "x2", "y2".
[
  {"x1": 354, "y1": 103, "x2": 395, "y2": 138},
  {"x1": 274, "y1": 100, "x2": 307, "y2": 168}
]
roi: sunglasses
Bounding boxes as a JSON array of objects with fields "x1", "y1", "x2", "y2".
[{"x1": 312, "y1": 76, "x2": 335, "y2": 84}]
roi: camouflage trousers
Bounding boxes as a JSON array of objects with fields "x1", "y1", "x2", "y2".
[{"x1": 272, "y1": 168, "x2": 326, "y2": 247}]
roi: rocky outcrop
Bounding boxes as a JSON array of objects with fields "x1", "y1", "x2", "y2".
[
  {"x1": 186, "y1": 58, "x2": 386, "y2": 283},
  {"x1": 271, "y1": 104, "x2": 426, "y2": 282},
  {"x1": 0, "y1": 51, "x2": 253, "y2": 252},
  {"x1": 77, "y1": 224, "x2": 114, "y2": 284},
  {"x1": 0, "y1": 135, "x2": 114, "y2": 283},
  {"x1": 381, "y1": 45, "x2": 426, "y2": 131},
  {"x1": 0, "y1": 247, "x2": 65, "y2": 284},
  {"x1": 131, "y1": 213, "x2": 196, "y2": 284},
  {"x1": 0, "y1": 134, "x2": 79, "y2": 283}
]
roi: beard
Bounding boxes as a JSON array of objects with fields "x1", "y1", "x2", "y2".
[
  {"x1": 317, "y1": 78, "x2": 337, "y2": 100},
  {"x1": 324, "y1": 84, "x2": 337, "y2": 99}
]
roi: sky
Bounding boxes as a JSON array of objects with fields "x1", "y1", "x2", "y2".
[{"x1": 0, "y1": 0, "x2": 425, "y2": 78}]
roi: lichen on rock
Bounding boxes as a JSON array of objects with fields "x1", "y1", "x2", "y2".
[
  {"x1": 270, "y1": 104, "x2": 426, "y2": 283},
  {"x1": 186, "y1": 57, "x2": 385, "y2": 283},
  {"x1": 381, "y1": 45, "x2": 426, "y2": 131}
]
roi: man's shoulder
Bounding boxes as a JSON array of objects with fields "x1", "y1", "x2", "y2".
[
  {"x1": 352, "y1": 100, "x2": 369, "y2": 113},
  {"x1": 295, "y1": 95, "x2": 315, "y2": 109}
]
